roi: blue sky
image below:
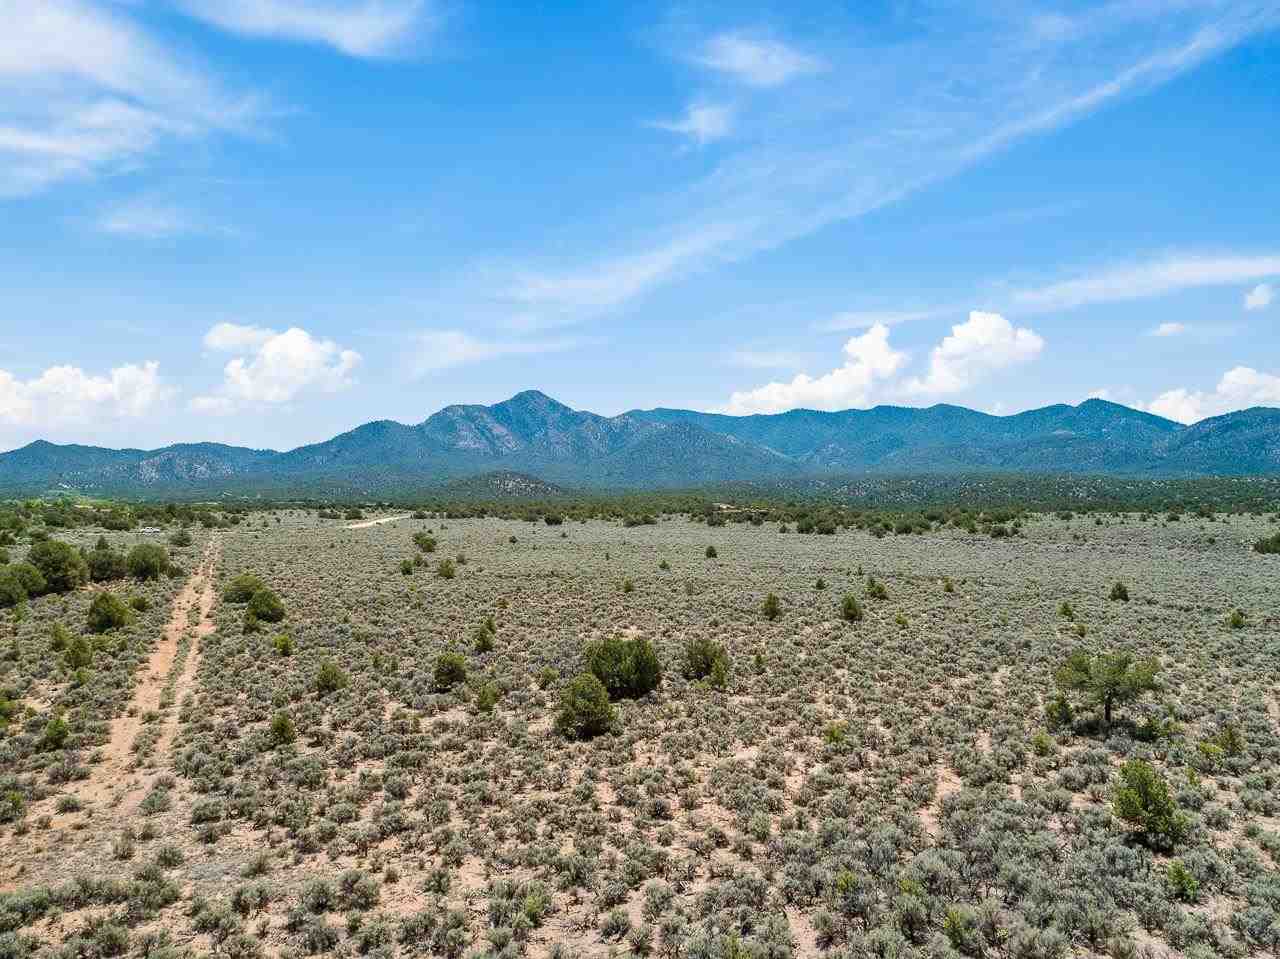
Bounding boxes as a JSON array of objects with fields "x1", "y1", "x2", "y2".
[{"x1": 2, "y1": 0, "x2": 1279, "y2": 452}]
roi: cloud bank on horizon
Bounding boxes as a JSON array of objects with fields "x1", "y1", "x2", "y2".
[{"x1": 1, "y1": 0, "x2": 1278, "y2": 449}]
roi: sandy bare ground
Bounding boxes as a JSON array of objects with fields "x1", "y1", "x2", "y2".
[
  {"x1": 344, "y1": 514, "x2": 411, "y2": 529},
  {"x1": 73, "y1": 535, "x2": 220, "y2": 813}
]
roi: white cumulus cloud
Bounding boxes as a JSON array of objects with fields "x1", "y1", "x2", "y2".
[
  {"x1": 1244, "y1": 282, "x2": 1274, "y2": 311},
  {"x1": 1150, "y1": 321, "x2": 1187, "y2": 337},
  {"x1": 192, "y1": 324, "x2": 360, "y2": 413},
  {"x1": 902, "y1": 311, "x2": 1044, "y2": 396},
  {"x1": 717, "y1": 323, "x2": 906, "y2": 415},
  {"x1": 0, "y1": 361, "x2": 170, "y2": 427},
  {"x1": 1146, "y1": 366, "x2": 1280, "y2": 424}
]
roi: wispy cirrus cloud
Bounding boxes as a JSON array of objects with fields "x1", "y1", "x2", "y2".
[
  {"x1": 93, "y1": 197, "x2": 234, "y2": 240},
  {"x1": 177, "y1": 0, "x2": 438, "y2": 58},
  {"x1": 489, "y1": 4, "x2": 1276, "y2": 333},
  {"x1": 409, "y1": 330, "x2": 585, "y2": 375},
  {"x1": 1245, "y1": 282, "x2": 1274, "y2": 311},
  {"x1": 1010, "y1": 252, "x2": 1280, "y2": 313},
  {"x1": 0, "y1": 0, "x2": 263, "y2": 195},
  {"x1": 692, "y1": 31, "x2": 824, "y2": 88},
  {"x1": 651, "y1": 101, "x2": 734, "y2": 146}
]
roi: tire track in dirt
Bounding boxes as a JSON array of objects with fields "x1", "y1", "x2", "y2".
[{"x1": 74, "y1": 535, "x2": 220, "y2": 813}]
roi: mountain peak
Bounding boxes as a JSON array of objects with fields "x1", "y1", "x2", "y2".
[{"x1": 498, "y1": 389, "x2": 570, "y2": 412}]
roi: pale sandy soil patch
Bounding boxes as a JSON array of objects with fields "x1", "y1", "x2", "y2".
[{"x1": 344, "y1": 514, "x2": 411, "y2": 529}]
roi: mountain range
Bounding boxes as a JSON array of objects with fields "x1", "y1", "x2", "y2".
[{"x1": 2, "y1": 390, "x2": 1278, "y2": 497}]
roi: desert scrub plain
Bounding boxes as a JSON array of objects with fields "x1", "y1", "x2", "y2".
[{"x1": 0, "y1": 507, "x2": 1278, "y2": 959}]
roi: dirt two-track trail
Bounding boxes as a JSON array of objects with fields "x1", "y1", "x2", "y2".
[{"x1": 75, "y1": 534, "x2": 221, "y2": 813}]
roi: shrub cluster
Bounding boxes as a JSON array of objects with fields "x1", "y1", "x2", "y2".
[{"x1": 586, "y1": 636, "x2": 662, "y2": 699}]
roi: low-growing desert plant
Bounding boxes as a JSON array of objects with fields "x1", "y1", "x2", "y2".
[{"x1": 1252, "y1": 530, "x2": 1280, "y2": 553}]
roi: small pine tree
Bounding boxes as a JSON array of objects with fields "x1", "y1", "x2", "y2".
[
  {"x1": 64, "y1": 634, "x2": 94, "y2": 669},
  {"x1": 314, "y1": 660, "x2": 349, "y2": 696},
  {"x1": 247, "y1": 588, "x2": 286, "y2": 623},
  {"x1": 1109, "y1": 581, "x2": 1130, "y2": 602},
  {"x1": 555, "y1": 673, "x2": 614, "y2": 740},
  {"x1": 87, "y1": 592, "x2": 132, "y2": 634},
  {"x1": 762, "y1": 593, "x2": 781, "y2": 621},
  {"x1": 705, "y1": 546, "x2": 717, "y2": 559},
  {"x1": 1055, "y1": 649, "x2": 1159, "y2": 726},
  {"x1": 682, "y1": 636, "x2": 728, "y2": 682},
  {"x1": 840, "y1": 594, "x2": 863, "y2": 623},
  {"x1": 225, "y1": 573, "x2": 266, "y2": 603},
  {"x1": 434, "y1": 652, "x2": 467, "y2": 690},
  {"x1": 126, "y1": 544, "x2": 170, "y2": 581},
  {"x1": 1112, "y1": 759, "x2": 1188, "y2": 849},
  {"x1": 269, "y1": 712, "x2": 297, "y2": 746}
]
